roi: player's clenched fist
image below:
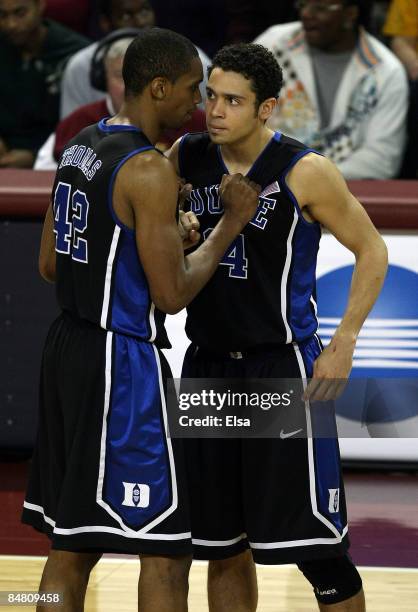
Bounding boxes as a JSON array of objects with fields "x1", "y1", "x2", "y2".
[{"x1": 219, "y1": 173, "x2": 261, "y2": 228}]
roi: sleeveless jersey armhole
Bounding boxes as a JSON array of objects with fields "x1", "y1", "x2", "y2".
[{"x1": 280, "y1": 149, "x2": 322, "y2": 228}]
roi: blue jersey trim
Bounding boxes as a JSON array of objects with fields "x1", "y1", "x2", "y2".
[
  {"x1": 178, "y1": 132, "x2": 190, "y2": 179},
  {"x1": 98, "y1": 118, "x2": 141, "y2": 133},
  {"x1": 289, "y1": 222, "x2": 320, "y2": 341},
  {"x1": 280, "y1": 149, "x2": 321, "y2": 228},
  {"x1": 107, "y1": 146, "x2": 155, "y2": 233}
]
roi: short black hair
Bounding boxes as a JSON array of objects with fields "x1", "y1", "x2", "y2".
[
  {"x1": 208, "y1": 44, "x2": 283, "y2": 107},
  {"x1": 122, "y1": 27, "x2": 199, "y2": 97}
]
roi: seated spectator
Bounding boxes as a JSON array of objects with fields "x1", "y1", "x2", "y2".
[
  {"x1": 60, "y1": 0, "x2": 211, "y2": 119},
  {"x1": 384, "y1": 0, "x2": 418, "y2": 79},
  {"x1": 35, "y1": 34, "x2": 206, "y2": 169},
  {"x1": 383, "y1": 0, "x2": 418, "y2": 178},
  {"x1": 0, "y1": 0, "x2": 89, "y2": 168},
  {"x1": 44, "y1": 0, "x2": 91, "y2": 37},
  {"x1": 254, "y1": 0, "x2": 409, "y2": 179}
]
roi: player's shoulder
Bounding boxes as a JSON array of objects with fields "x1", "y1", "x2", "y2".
[
  {"x1": 122, "y1": 147, "x2": 177, "y2": 184},
  {"x1": 288, "y1": 152, "x2": 345, "y2": 199},
  {"x1": 291, "y1": 151, "x2": 332, "y2": 178},
  {"x1": 179, "y1": 131, "x2": 211, "y2": 154}
]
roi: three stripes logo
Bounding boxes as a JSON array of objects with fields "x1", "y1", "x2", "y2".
[
  {"x1": 319, "y1": 317, "x2": 418, "y2": 376},
  {"x1": 317, "y1": 264, "x2": 418, "y2": 428}
]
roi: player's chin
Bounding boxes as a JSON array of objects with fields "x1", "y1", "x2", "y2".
[{"x1": 207, "y1": 128, "x2": 229, "y2": 143}]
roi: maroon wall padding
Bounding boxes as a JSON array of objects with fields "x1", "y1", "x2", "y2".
[{"x1": 1, "y1": 170, "x2": 418, "y2": 229}]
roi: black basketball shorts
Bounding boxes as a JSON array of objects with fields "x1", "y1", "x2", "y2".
[
  {"x1": 22, "y1": 312, "x2": 192, "y2": 556},
  {"x1": 182, "y1": 335, "x2": 350, "y2": 564}
]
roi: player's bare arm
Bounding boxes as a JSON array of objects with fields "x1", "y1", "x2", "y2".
[
  {"x1": 166, "y1": 140, "x2": 200, "y2": 249},
  {"x1": 115, "y1": 151, "x2": 260, "y2": 314},
  {"x1": 287, "y1": 154, "x2": 388, "y2": 400},
  {"x1": 38, "y1": 203, "x2": 56, "y2": 283}
]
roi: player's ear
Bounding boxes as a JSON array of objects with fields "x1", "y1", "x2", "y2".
[
  {"x1": 151, "y1": 77, "x2": 172, "y2": 101},
  {"x1": 258, "y1": 98, "x2": 277, "y2": 122}
]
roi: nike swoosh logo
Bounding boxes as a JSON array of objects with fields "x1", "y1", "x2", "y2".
[{"x1": 279, "y1": 428, "x2": 303, "y2": 439}]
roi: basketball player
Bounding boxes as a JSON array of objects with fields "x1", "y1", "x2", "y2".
[
  {"x1": 21, "y1": 30, "x2": 260, "y2": 612},
  {"x1": 168, "y1": 43, "x2": 388, "y2": 611}
]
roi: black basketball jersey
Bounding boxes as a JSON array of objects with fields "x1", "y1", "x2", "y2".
[
  {"x1": 52, "y1": 119, "x2": 169, "y2": 347},
  {"x1": 179, "y1": 131, "x2": 321, "y2": 351}
]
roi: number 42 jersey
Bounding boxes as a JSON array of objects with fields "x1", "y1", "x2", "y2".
[
  {"x1": 51, "y1": 119, "x2": 169, "y2": 346},
  {"x1": 179, "y1": 131, "x2": 321, "y2": 351}
]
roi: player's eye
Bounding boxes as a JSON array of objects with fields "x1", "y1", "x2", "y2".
[
  {"x1": 227, "y1": 97, "x2": 239, "y2": 106},
  {"x1": 206, "y1": 90, "x2": 215, "y2": 99}
]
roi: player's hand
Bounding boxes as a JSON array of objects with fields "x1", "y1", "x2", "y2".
[
  {"x1": 220, "y1": 173, "x2": 261, "y2": 228},
  {"x1": 178, "y1": 179, "x2": 193, "y2": 210},
  {"x1": 179, "y1": 209, "x2": 200, "y2": 250},
  {"x1": 303, "y1": 338, "x2": 354, "y2": 402}
]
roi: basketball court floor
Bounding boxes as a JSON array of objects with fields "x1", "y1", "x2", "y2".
[{"x1": 1, "y1": 463, "x2": 417, "y2": 610}]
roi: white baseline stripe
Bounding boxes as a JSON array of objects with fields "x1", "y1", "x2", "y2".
[
  {"x1": 319, "y1": 318, "x2": 418, "y2": 328},
  {"x1": 3, "y1": 555, "x2": 418, "y2": 573},
  {"x1": 100, "y1": 226, "x2": 121, "y2": 329}
]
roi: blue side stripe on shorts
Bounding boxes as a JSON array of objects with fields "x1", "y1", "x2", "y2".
[
  {"x1": 298, "y1": 337, "x2": 344, "y2": 534},
  {"x1": 103, "y1": 336, "x2": 172, "y2": 530}
]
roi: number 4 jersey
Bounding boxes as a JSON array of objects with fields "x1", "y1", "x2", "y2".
[
  {"x1": 179, "y1": 131, "x2": 321, "y2": 351},
  {"x1": 52, "y1": 119, "x2": 169, "y2": 346}
]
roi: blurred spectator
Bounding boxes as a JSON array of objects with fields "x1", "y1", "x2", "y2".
[
  {"x1": 0, "y1": 0, "x2": 89, "y2": 168},
  {"x1": 35, "y1": 34, "x2": 206, "y2": 169},
  {"x1": 226, "y1": 0, "x2": 298, "y2": 44},
  {"x1": 384, "y1": 0, "x2": 418, "y2": 80},
  {"x1": 151, "y1": 0, "x2": 226, "y2": 57},
  {"x1": 44, "y1": 0, "x2": 91, "y2": 37},
  {"x1": 254, "y1": 0, "x2": 408, "y2": 179},
  {"x1": 383, "y1": 0, "x2": 418, "y2": 178},
  {"x1": 60, "y1": 0, "x2": 211, "y2": 119}
]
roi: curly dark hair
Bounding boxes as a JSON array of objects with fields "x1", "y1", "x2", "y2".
[
  {"x1": 208, "y1": 43, "x2": 283, "y2": 108},
  {"x1": 122, "y1": 27, "x2": 198, "y2": 97}
]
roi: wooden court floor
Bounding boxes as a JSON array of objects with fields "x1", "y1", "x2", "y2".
[{"x1": 0, "y1": 556, "x2": 417, "y2": 611}]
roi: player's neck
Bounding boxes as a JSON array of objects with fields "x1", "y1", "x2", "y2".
[
  {"x1": 220, "y1": 127, "x2": 275, "y2": 176},
  {"x1": 108, "y1": 101, "x2": 162, "y2": 144}
]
